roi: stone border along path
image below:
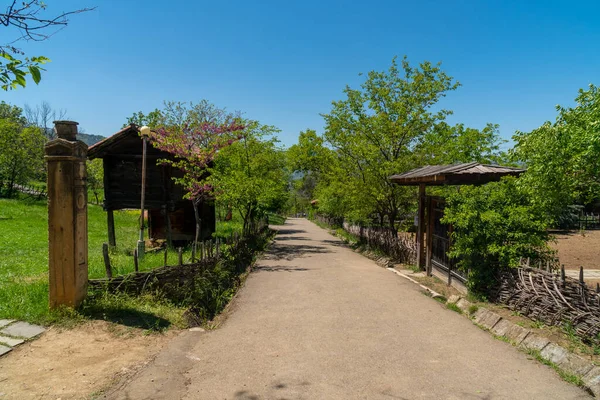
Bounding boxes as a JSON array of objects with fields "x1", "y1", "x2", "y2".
[
  {"x1": 391, "y1": 268, "x2": 600, "y2": 397},
  {"x1": 0, "y1": 319, "x2": 45, "y2": 356}
]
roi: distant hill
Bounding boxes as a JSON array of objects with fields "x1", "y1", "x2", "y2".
[{"x1": 76, "y1": 133, "x2": 105, "y2": 146}]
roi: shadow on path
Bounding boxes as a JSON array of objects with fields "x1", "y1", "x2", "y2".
[{"x1": 262, "y1": 243, "x2": 332, "y2": 261}]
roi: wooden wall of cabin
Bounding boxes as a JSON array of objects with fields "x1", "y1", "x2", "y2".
[{"x1": 148, "y1": 200, "x2": 216, "y2": 243}]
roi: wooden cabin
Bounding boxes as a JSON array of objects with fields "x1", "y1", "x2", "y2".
[
  {"x1": 390, "y1": 162, "x2": 526, "y2": 292},
  {"x1": 88, "y1": 124, "x2": 215, "y2": 246}
]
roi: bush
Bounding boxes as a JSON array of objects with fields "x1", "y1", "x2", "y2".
[{"x1": 442, "y1": 177, "x2": 552, "y2": 296}]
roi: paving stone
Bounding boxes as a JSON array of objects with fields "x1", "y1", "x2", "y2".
[
  {"x1": 0, "y1": 335, "x2": 24, "y2": 347},
  {"x1": 540, "y1": 343, "x2": 569, "y2": 365},
  {"x1": 0, "y1": 320, "x2": 14, "y2": 328},
  {"x1": 473, "y1": 308, "x2": 502, "y2": 329},
  {"x1": 455, "y1": 298, "x2": 473, "y2": 314},
  {"x1": 0, "y1": 345, "x2": 11, "y2": 357},
  {"x1": 491, "y1": 319, "x2": 513, "y2": 337},
  {"x1": 447, "y1": 295, "x2": 461, "y2": 304},
  {"x1": 583, "y1": 366, "x2": 600, "y2": 397},
  {"x1": 0, "y1": 322, "x2": 45, "y2": 339},
  {"x1": 560, "y1": 353, "x2": 594, "y2": 377},
  {"x1": 502, "y1": 323, "x2": 530, "y2": 345},
  {"x1": 519, "y1": 333, "x2": 550, "y2": 351}
]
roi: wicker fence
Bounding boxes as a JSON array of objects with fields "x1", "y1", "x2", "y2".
[{"x1": 493, "y1": 260, "x2": 600, "y2": 345}]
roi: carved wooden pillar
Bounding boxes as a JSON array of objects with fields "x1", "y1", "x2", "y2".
[{"x1": 46, "y1": 120, "x2": 88, "y2": 308}]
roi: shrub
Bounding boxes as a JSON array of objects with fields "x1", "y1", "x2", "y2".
[{"x1": 442, "y1": 176, "x2": 552, "y2": 296}]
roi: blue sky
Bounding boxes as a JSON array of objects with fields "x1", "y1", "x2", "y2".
[{"x1": 2, "y1": 0, "x2": 599, "y2": 148}]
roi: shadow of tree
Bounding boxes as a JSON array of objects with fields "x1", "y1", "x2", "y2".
[
  {"x1": 262, "y1": 243, "x2": 332, "y2": 261},
  {"x1": 254, "y1": 265, "x2": 310, "y2": 272},
  {"x1": 80, "y1": 304, "x2": 171, "y2": 331}
]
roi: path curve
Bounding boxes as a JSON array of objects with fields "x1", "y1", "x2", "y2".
[{"x1": 109, "y1": 218, "x2": 590, "y2": 399}]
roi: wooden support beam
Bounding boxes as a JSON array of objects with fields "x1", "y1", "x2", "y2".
[
  {"x1": 107, "y1": 209, "x2": 116, "y2": 247},
  {"x1": 425, "y1": 196, "x2": 433, "y2": 276},
  {"x1": 416, "y1": 184, "x2": 426, "y2": 270}
]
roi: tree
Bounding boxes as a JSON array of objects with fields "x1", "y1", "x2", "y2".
[
  {"x1": 87, "y1": 158, "x2": 103, "y2": 205},
  {"x1": 321, "y1": 56, "x2": 460, "y2": 231},
  {"x1": 0, "y1": 113, "x2": 45, "y2": 197},
  {"x1": 210, "y1": 121, "x2": 289, "y2": 235},
  {"x1": 24, "y1": 101, "x2": 67, "y2": 139},
  {"x1": 145, "y1": 101, "x2": 245, "y2": 247},
  {"x1": 511, "y1": 84, "x2": 600, "y2": 226},
  {"x1": 442, "y1": 177, "x2": 552, "y2": 297},
  {"x1": 1, "y1": 1, "x2": 94, "y2": 90}
]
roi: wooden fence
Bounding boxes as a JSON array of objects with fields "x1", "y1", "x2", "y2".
[{"x1": 493, "y1": 259, "x2": 600, "y2": 345}]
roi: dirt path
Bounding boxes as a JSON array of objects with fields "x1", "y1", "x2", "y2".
[{"x1": 106, "y1": 218, "x2": 590, "y2": 399}]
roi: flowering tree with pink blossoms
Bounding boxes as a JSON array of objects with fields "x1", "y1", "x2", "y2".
[{"x1": 147, "y1": 119, "x2": 245, "y2": 249}]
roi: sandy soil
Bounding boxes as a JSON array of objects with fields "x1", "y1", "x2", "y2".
[
  {"x1": 552, "y1": 230, "x2": 600, "y2": 270},
  {"x1": 0, "y1": 321, "x2": 175, "y2": 400}
]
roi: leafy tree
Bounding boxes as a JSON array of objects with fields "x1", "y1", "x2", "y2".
[
  {"x1": 145, "y1": 101, "x2": 245, "y2": 246},
  {"x1": 1, "y1": 1, "x2": 94, "y2": 90},
  {"x1": 211, "y1": 121, "x2": 289, "y2": 235},
  {"x1": 511, "y1": 84, "x2": 600, "y2": 226},
  {"x1": 442, "y1": 177, "x2": 552, "y2": 297},
  {"x1": 87, "y1": 158, "x2": 104, "y2": 205},
  {"x1": 321, "y1": 56, "x2": 460, "y2": 231},
  {"x1": 0, "y1": 116, "x2": 45, "y2": 197}
]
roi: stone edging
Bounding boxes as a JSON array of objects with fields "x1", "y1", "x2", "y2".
[
  {"x1": 389, "y1": 269, "x2": 600, "y2": 397},
  {"x1": 0, "y1": 319, "x2": 45, "y2": 357}
]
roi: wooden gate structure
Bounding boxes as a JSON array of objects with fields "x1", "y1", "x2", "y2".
[{"x1": 390, "y1": 162, "x2": 525, "y2": 291}]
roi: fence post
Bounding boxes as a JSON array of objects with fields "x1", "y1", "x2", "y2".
[
  {"x1": 46, "y1": 120, "x2": 88, "y2": 309},
  {"x1": 178, "y1": 247, "x2": 183, "y2": 266},
  {"x1": 102, "y1": 243, "x2": 112, "y2": 279}
]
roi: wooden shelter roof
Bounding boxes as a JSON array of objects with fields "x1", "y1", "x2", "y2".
[{"x1": 389, "y1": 162, "x2": 525, "y2": 186}]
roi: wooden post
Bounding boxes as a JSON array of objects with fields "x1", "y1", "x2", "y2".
[
  {"x1": 191, "y1": 242, "x2": 196, "y2": 262},
  {"x1": 164, "y1": 247, "x2": 168, "y2": 267},
  {"x1": 561, "y1": 265, "x2": 566, "y2": 288},
  {"x1": 164, "y1": 205, "x2": 172, "y2": 248},
  {"x1": 416, "y1": 184, "x2": 426, "y2": 270},
  {"x1": 178, "y1": 247, "x2": 183, "y2": 266},
  {"x1": 134, "y1": 248, "x2": 139, "y2": 272},
  {"x1": 46, "y1": 120, "x2": 88, "y2": 309},
  {"x1": 579, "y1": 266, "x2": 585, "y2": 285},
  {"x1": 102, "y1": 243, "x2": 112, "y2": 279},
  {"x1": 425, "y1": 196, "x2": 434, "y2": 276},
  {"x1": 137, "y1": 135, "x2": 148, "y2": 259},
  {"x1": 107, "y1": 209, "x2": 116, "y2": 247}
]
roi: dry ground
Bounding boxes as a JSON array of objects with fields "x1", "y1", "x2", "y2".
[
  {"x1": 0, "y1": 321, "x2": 176, "y2": 400},
  {"x1": 552, "y1": 230, "x2": 600, "y2": 270}
]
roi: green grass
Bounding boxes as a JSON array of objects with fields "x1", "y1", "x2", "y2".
[
  {"x1": 268, "y1": 212, "x2": 286, "y2": 225},
  {"x1": 0, "y1": 197, "x2": 249, "y2": 325},
  {"x1": 446, "y1": 302, "x2": 463, "y2": 314}
]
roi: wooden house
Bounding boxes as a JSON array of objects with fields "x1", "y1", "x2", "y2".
[{"x1": 88, "y1": 124, "x2": 215, "y2": 246}]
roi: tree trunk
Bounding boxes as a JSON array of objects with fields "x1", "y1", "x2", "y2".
[{"x1": 192, "y1": 199, "x2": 202, "y2": 259}]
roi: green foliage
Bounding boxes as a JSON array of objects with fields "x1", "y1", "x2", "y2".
[
  {"x1": 210, "y1": 121, "x2": 289, "y2": 235},
  {"x1": 321, "y1": 56, "x2": 461, "y2": 230},
  {"x1": 87, "y1": 158, "x2": 104, "y2": 205},
  {"x1": 442, "y1": 177, "x2": 552, "y2": 295},
  {"x1": 446, "y1": 302, "x2": 463, "y2": 314},
  {"x1": 512, "y1": 84, "x2": 600, "y2": 226},
  {"x1": 0, "y1": 53, "x2": 48, "y2": 90},
  {"x1": 0, "y1": 105, "x2": 46, "y2": 197}
]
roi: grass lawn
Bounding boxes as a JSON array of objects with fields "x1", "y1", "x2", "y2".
[{"x1": 0, "y1": 198, "x2": 284, "y2": 327}]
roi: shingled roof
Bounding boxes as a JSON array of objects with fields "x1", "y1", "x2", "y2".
[{"x1": 389, "y1": 162, "x2": 525, "y2": 186}]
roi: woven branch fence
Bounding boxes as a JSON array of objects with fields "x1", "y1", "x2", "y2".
[{"x1": 493, "y1": 261, "x2": 600, "y2": 345}]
